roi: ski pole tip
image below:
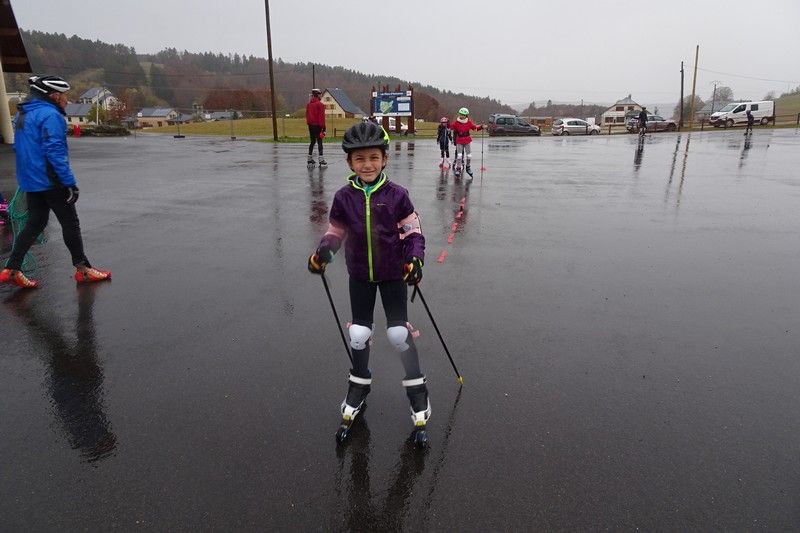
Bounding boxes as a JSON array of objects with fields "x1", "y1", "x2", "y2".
[{"x1": 456, "y1": 376, "x2": 464, "y2": 385}]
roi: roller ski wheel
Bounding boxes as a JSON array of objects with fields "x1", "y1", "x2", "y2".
[
  {"x1": 335, "y1": 401, "x2": 367, "y2": 445},
  {"x1": 335, "y1": 416, "x2": 355, "y2": 444},
  {"x1": 307, "y1": 158, "x2": 316, "y2": 168},
  {"x1": 413, "y1": 425, "x2": 429, "y2": 449}
]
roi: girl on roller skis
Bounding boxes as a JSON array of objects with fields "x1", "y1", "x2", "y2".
[
  {"x1": 449, "y1": 107, "x2": 484, "y2": 178},
  {"x1": 307, "y1": 121, "x2": 431, "y2": 448},
  {"x1": 436, "y1": 117, "x2": 452, "y2": 169}
]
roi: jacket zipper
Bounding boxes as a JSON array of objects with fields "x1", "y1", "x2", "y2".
[{"x1": 350, "y1": 173, "x2": 386, "y2": 282}]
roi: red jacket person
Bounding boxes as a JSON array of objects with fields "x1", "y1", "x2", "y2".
[{"x1": 306, "y1": 88, "x2": 327, "y2": 166}]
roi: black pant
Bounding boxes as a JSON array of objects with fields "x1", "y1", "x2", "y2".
[
  {"x1": 350, "y1": 277, "x2": 408, "y2": 328},
  {"x1": 6, "y1": 189, "x2": 90, "y2": 270},
  {"x1": 439, "y1": 140, "x2": 450, "y2": 158},
  {"x1": 349, "y1": 277, "x2": 422, "y2": 380},
  {"x1": 308, "y1": 125, "x2": 323, "y2": 157}
]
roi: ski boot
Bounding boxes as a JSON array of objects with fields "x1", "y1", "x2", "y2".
[
  {"x1": 336, "y1": 374, "x2": 371, "y2": 444},
  {"x1": 403, "y1": 377, "x2": 431, "y2": 449},
  {"x1": 465, "y1": 166, "x2": 474, "y2": 178},
  {"x1": 307, "y1": 157, "x2": 316, "y2": 168},
  {"x1": 319, "y1": 158, "x2": 327, "y2": 167},
  {"x1": 0, "y1": 268, "x2": 39, "y2": 289}
]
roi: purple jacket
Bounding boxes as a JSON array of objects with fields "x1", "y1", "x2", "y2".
[{"x1": 319, "y1": 173, "x2": 425, "y2": 282}]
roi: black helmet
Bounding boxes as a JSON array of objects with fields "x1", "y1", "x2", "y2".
[
  {"x1": 29, "y1": 75, "x2": 70, "y2": 95},
  {"x1": 311, "y1": 88, "x2": 322, "y2": 96},
  {"x1": 342, "y1": 121, "x2": 390, "y2": 154}
]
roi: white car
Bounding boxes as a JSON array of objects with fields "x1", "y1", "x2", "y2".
[
  {"x1": 367, "y1": 116, "x2": 408, "y2": 133},
  {"x1": 551, "y1": 118, "x2": 601, "y2": 136}
]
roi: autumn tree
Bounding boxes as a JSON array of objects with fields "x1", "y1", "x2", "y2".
[
  {"x1": 672, "y1": 95, "x2": 705, "y2": 122},
  {"x1": 711, "y1": 86, "x2": 734, "y2": 103},
  {"x1": 86, "y1": 103, "x2": 108, "y2": 124}
]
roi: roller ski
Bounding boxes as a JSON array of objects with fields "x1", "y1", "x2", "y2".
[
  {"x1": 319, "y1": 158, "x2": 327, "y2": 167},
  {"x1": 465, "y1": 165, "x2": 474, "y2": 179},
  {"x1": 307, "y1": 157, "x2": 316, "y2": 168},
  {"x1": 453, "y1": 156, "x2": 463, "y2": 178},
  {"x1": 335, "y1": 374, "x2": 371, "y2": 445},
  {"x1": 438, "y1": 158, "x2": 450, "y2": 170},
  {"x1": 404, "y1": 377, "x2": 432, "y2": 449}
]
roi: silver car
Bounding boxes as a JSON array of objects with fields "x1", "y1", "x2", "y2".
[{"x1": 551, "y1": 118, "x2": 601, "y2": 136}]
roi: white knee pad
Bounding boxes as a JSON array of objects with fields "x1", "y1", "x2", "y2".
[
  {"x1": 348, "y1": 324, "x2": 372, "y2": 350},
  {"x1": 386, "y1": 325, "x2": 410, "y2": 352}
]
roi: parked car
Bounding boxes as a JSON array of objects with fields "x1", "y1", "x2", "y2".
[
  {"x1": 709, "y1": 101, "x2": 774, "y2": 127},
  {"x1": 368, "y1": 115, "x2": 409, "y2": 133},
  {"x1": 625, "y1": 114, "x2": 677, "y2": 133},
  {"x1": 551, "y1": 118, "x2": 601, "y2": 136},
  {"x1": 487, "y1": 113, "x2": 541, "y2": 136}
]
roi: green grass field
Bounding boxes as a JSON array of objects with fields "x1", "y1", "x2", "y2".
[
  {"x1": 775, "y1": 93, "x2": 800, "y2": 120},
  {"x1": 143, "y1": 97, "x2": 799, "y2": 140},
  {"x1": 145, "y1": 117, "x2": 440, "y2": 140}
]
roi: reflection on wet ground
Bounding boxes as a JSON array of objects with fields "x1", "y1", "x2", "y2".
[
  {"x1": 330, "y1": 387, "x2": 462, "y2": 530},
  {"x1": 3, "y1": 130, "x2": 800, "y2": 529},
  {"x1": 4, "y1": 285, "x2": 116, "y2": 463}
]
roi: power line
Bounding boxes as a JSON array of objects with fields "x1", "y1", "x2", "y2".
[{"x1": 695, "y1": 67, "x2": 799, "y2": 85}]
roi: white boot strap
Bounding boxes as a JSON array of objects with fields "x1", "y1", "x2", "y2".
[
  {"x1": 349, "y1": 374, "x2": 372, "y2": 385},
  {"x1": 402, "y1": 376, "x2": 426, "y2": 388}
]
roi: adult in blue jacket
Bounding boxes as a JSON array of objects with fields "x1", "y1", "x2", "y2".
[{"x1": 0, "y1": 75, "x2": 110, "y2": 289}]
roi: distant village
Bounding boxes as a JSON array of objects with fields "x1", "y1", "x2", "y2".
[
  {"x1": 6, "y1": 85, "x2": 730, "y2": 133},
  {"x1": 7, "y1": 86, "x2": 370, "y2": 130}
]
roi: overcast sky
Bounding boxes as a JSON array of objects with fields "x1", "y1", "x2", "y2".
[{"x1": 14, "y1": 0, "x2": 800, "y2": 109}]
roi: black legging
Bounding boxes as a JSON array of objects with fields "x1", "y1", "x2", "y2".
[
  {"x1": 439, "y1": 139, "x2": 450, "y2": 158},
  {"x1": 6, "y1": 189, "x2": 90, "y2": 270},
  {"x1": 308, "y1": 125, "x2": 323, "y2": 157},
  {"x1": 348, "y1": 277, "x2": 422, "y2": 380}
]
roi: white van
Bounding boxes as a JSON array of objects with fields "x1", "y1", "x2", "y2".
[
  {"x1": 367, "y1": 115, "x2": 409, "y2": 133},
  {"x1": 710, "y1": 101, "x2": 774, "y2": 127}
]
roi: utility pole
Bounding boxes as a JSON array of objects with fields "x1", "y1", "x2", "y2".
[
  {"x1": 689, "y1": 45, "x2": 699, "y2": 128},
  {"x1": 264, "y1": 0, "x2": 279, "y2": 141},
  {"x1": 679, "y1": 61, "x2": 684, "y2": 130},
  {"x1": 710, "y1": 81, "x2": 719, "y2": 113}
]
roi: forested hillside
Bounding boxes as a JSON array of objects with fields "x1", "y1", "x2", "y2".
[{"x1": 10, "y1": 30, "x2": 517, "y2": 121}]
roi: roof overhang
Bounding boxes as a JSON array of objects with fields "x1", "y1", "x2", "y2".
[{"x1": 0, "y1": 1, "x2": 31, "y2": 73}]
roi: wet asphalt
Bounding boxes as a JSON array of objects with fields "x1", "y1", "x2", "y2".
[{"x1": 2, "y1": 129, "x2": 800, "y2": 530}]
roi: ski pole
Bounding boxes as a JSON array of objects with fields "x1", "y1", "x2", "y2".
[
  {"x1": 480, "y1": 126, "x2": 486, "y2": 172},
  {"x1": 321, "y1": 272, "x2": 353, "y2": 366},
  {"x1": 411, "y1": 285, "x2": 463, "y2": 384}
]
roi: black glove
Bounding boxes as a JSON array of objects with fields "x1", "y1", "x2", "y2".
[
  {"x1": 403, "y1": 257, "x2": 423, "y2": 285},
  {"x1": 308, "y1": 246, "x2": 333, "y2": 274},
  {"x1": 65, "y1": 186, "x2": 79, "y2": 205}
]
